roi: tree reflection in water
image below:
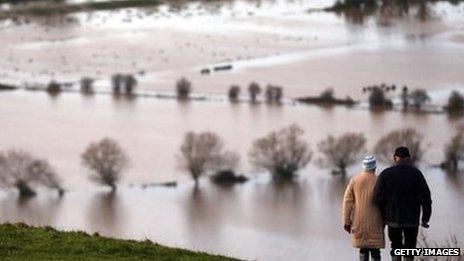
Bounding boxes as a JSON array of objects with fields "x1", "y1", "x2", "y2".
[
  {"x1": 0, "y1": 192, "x2": 62, "y2": 225},
  {"x1": 334, "y1": 1, "x2": 434, "y2": 26},
  {"x1": 87, "y1": 191, "x2": 127, "y2": 236}
]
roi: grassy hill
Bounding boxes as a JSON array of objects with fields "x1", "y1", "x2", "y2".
[{"x1": 0, "y1": 223, "x2": 239, "y2": 260}]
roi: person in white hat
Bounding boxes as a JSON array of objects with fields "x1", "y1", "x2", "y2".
[{"x1": 342, "y1": 155, "x2": 385, "y2": 261}]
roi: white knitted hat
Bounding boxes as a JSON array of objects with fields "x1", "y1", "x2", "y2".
[{"x1": 362, "y1": 155, "x2": 377, "y2": 171}]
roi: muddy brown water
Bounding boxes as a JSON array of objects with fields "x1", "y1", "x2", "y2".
[
  {"x1": 1, "y1": 0, "x2": 464, "y2": 259},
  {"x1": 0, "y1": 90, "x2": 463, "y2": 260},
  {"x1": 1, "y1": 0, "x2": 464, "y2": 100}
]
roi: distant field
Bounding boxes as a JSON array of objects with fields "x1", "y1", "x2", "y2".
[
  {"x1": 0, "y1": 223, "x2": 238, "y2": 260},
  {"x1": 0, "y1": 0, "x2": 164, "y2": 18}
]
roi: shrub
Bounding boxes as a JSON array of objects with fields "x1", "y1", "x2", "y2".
[
  {"x1": 176, "y1": 77, "x2": 192, "y2": 100},
  {"x1": 374, "y1": 128, "x2": 424, "y2": 165},
  {"x1": 111, "y1": 74, "x2": 137, "y2": 96},
  {"x1": 123, "y1": 74, "x2": 137, "y2": 95},
  {"x1": 401, "y1": 86, "x2": 409, "y2": 110},
  {"x1": 249, "y1": 124, "x2": 312, "y2": 179},
  {"x1": 210, "y1": 170, "x2": 248, "y2": 185},
  {"x1": 80, "y1": 77, "x2": 94, "y2": 94},
  {"x1": 81, "y1": 138, "x2": 129, "y2": 191},
  {"x1": 265, "y1": 85, "x2": 283, "y2": 103},
  {"x1": 111, "y1": 74, "x2": 123, "y2": 94},
  {"x1": 446, "y1": 91, "x2": 464, "y2": 114},
  {"x1": 248, "y1": 82, "x2": 261, "y2": 102},
  {"x1": 368, "y1": 87, "x2": 392, "y2": 109},
  {"x1": 317, "y1": 133, "x2": 366, "y2": 177},
  {"x1": 228, "y1": 85, "x2": 240, "y2": 102},
  {"x1": 409, "y1": 89, "x2": 430, "y2": 110},
  {"x1": 46, "y1": 80, "x2": 62, "y2": 95}
]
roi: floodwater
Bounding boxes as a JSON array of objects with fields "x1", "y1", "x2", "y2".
[
  {"x1": 0, "y1": 0, "x2": 464, "y2": 100},
  {"x1": 1, "y1": 0, "x2": 464, "y2": 260},
  {"x1": 0, "y1": 90, "x2": 464, "y2": 260}
]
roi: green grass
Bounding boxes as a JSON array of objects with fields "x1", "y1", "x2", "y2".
[{"x1": 0, "y1": 223, "x2": 240, "y2": 260}]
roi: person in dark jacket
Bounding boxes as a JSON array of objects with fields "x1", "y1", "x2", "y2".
[{"x1": 373, "y1": 147, "x2": 432, "y2": 261}]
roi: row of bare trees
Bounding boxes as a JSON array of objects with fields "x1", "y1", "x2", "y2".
[
  {"x1": 175, "y1": 78, "x2": 283, "y2": 103},
  {"x1": 3, "y1": 126, "x2": 463, "y2": 195},
  {"x1": 45, "y1": 74, "x2": 138, "y2": 97},
  {"x1": 177, "y1": 126, "x2": 438, "y2": 185}
]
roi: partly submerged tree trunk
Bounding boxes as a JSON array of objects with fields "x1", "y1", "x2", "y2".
[
  {"x1": 16, "y1": 182, "x2": 36, "y2": 198},
  {"x1": 109, "y1": 183, "x2": 117, "y2": 192},
  {"x1": 273, "y1": 167, "x2": 296, "y2": 180},
  {"x1": 449, "y1": 158, "x2": 458, "y2": 172},
  {"x1": 340, "y1": 167, "x2": 347, "y2": 179}
]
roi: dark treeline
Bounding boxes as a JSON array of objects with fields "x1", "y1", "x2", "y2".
[
  {"x1": 329, "y1": 0, "x2": 463, "y2": 11},
  {"x1": 41, "y1": 76, "x2": 464, "y2": 116},
  {"x1": 364, "y1": 83, "x2": 464, "y2": 115},
  {"x1": 27, "y1": 75, "x2": 464, "y2": 117},
  {"x1": 325, "y1": 0, "x2": 464, "y2": 25}
]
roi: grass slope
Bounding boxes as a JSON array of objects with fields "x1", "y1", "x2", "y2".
[{"x1": 0, "y1": 223, "x2": 239, "y2": 260}]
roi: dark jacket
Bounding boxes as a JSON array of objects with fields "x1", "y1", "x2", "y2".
[{"x1": 373, "y1": 163, "x2": 432, "y2": 227}]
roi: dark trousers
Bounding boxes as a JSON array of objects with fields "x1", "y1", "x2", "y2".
[
  {"x1": 360, "y1": 248, "x2": 381, "y2": 258},
  {"x1": 388, "y1": 226, "x2": 419, "y2": 254}
]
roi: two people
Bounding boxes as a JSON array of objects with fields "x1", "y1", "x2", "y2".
[{"x1": 342, "y1": 147, "x2": 432, "y2": 261}]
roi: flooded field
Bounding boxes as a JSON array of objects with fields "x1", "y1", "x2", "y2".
[
  {"x1": 1, "y1": 0, "x2": 464, "y2": 260},
  {"x1": 1, "y1": 0, "x2": 464, "y2": 100},
  {"x1": 0, "y1": 90, "x2": 464, "y2": 260}
]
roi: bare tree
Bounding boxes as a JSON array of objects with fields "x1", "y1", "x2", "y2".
[
  {"x1": 374, "y1": 128, "x2": 425, "y2": 165},
  {"x1": 81, "y1": 138, "x2": 129, "y2": 191},
  {"x1": 248, "y1": 82, "x2": 261, "y2": 103},
  {"x1": 409, "y1": 89, "x2": 430, "y2": 110},
  {"x1": 401, "y1": 86, "x2": 409, "y2": 110},
  {"x1": 123, "y1": 74, "x2": 137, "y2": 96},
  {"x1": 368, "y1": 86, "x2": 392, "y2": 109},
  {"x1": 176, "y1": 77, "x2": 192, "y2": 100},
  {"x1": 275, "y1": 87, "x2": 283, "y2": 103},
  {"x1": 111, "y1": 74, "x2": 137, "y2": 96},
  {"x1": 249, "y1": 124, "x2": 312, "y2": 179},
  {"x1": 317, "y1": 133, "x2": 366, "y2": 177},
  {"x1": 80, "y1": 77, "x2": 94, "y2": 94},
  {"x1": 178, "y1": 131, "x2": 238, "y2": 186},
  {"x1": 111, "y1": 74, "x2": 123, "y2": 95},
  {"x1": 443, "y1": 127, "x2": 464, "y2": 172},
  {"x1": 228, "y1": 85, "x2": 240, "y2": 102},
  {"x1": 28, "y1": 159, "x2": 64, "y2": 196},
  {"x1": 0, "y1": 150, "x2": 64, "y2": 197},
  {"x1": 265, "y1": 85, "x2": 284, "y2": 104},
  {"x1": 0, "y1": 150, "x2": 38, "y2": 197}
]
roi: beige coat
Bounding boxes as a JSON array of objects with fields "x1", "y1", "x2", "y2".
[{"x1": 342, "y1": 171, "x2": 385, "y2": 249}]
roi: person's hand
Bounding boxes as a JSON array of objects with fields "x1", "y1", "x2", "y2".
[
  {"x1": 421, "y1": 222, "x2": 430, "y2": 228},
  {"x1": 343, "y1": 224, "x2": 351, "y2": 233}
]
